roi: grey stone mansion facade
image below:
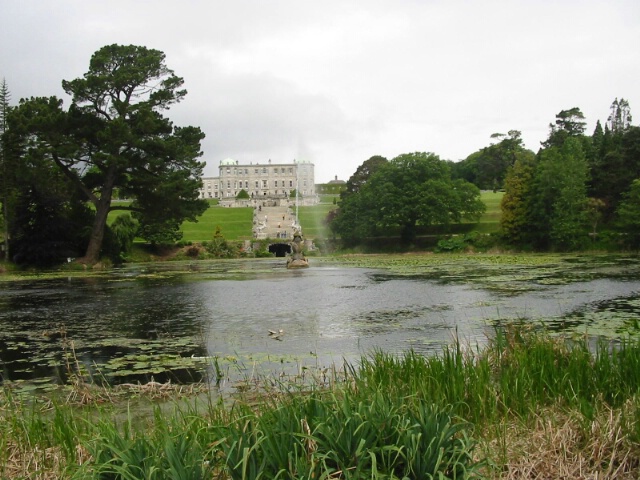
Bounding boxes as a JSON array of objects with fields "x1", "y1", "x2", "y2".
[{"x1": 199, "y1": 158, "x2": 318, "y2": 206}]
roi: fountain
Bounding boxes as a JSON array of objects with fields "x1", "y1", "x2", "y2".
[{"x1": 287, "y1": 229, "x2": 309, "y2": 269}]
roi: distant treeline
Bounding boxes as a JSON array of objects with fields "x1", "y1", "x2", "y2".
[{"x1": 327, "y1": 100, "x2": 640, "y2": 251}]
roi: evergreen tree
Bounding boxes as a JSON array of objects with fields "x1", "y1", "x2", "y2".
[
  {"x1": 590, "y1": 99, "x2": 637, "y2": 221},
  {"x1": 8, "y1": 45, "x2": 208, "y2": 265},
  {"x1": 615, "y1": 178, "x2": 640, "y2": 249},
  {"x1": 8, "y1": 149, "x2": 94, "y2": 266},
  {"x1": 500, "y1": 150, "x2": 536, "y2": 245},
  {"x1": 608, "y1": 98, "x2": 633, "y2": 133},
  {"x1": 0, "y1": 78, "x2": 11, "y2": 260},
  {"x1": 529, "y1": 137, "x2": 589, "y2": 250},
  {"x1": 543, "y1": 107, "x2": 587, "y2": 148}
]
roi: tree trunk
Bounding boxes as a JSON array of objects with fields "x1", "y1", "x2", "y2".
[
  {"x1": 2, "y1": 194, "x2": 8, "y2": 261},
  {"x1": 400, "y1": 221, "x2": 417, "y2": 245},
  {"x1": 78, "y1": 176, "x2": 115, "y2": 265}
]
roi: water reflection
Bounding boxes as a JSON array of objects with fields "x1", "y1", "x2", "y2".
[{"x1": 2, "y1": 259, "x2": 640, "y2": 391}]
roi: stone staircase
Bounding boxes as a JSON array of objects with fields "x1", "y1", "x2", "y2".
[{"x1": 252, "y1": 205, "x2": 299, "y2": 240}]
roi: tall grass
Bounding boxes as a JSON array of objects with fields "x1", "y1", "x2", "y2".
[
  {"x1": 3, "y1": 327, "x2": 640, "y2": 478},
  {"x1": 356, "y1": 327, "x2": 640, "y2": 426}
]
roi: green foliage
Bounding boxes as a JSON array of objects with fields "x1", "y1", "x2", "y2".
[
  {"x1": 103, "y1": 213, "x2": 139, "y2": 262},
  {"x1": 500, "y1": 155, "x2": 535, "y2": 245},
  {"x1": 615, "y1": 178, "x2": 640, "y2": 248},
  {"x1": 236, "y1": 189, "x2": 250, "y2": 199},
  {"x1": 316, "y1": 182, "x2": 346, "y2": 195},
  {"x1": 85, "y1": 410, "x2": 212, "y2": 480},
  {"x1": 342, "y1": 155, "x2": 388, "y2": 196},
  {"x1": 531, "y1": 137, "x2": 590, "y2": 250},
  {"x1": 202, "y1": 226, "x2": 239, "y2": 258},
  {"x1": 137, "y1": 217, "x2": 184, "y2": 246},
  {"x1": 331, "y1": 152, "x2": 485, "y2": 245},
  {"x1": 8, "y1": 160, "x2": 93, "y2": 266},
  {"x1": 8, "y1": 326, "x2": 640, "y2": 477},
  {"x1": 7, "y1": 44, "x2": 207, "y2": 264},
  {"x1": 216, "y1": 391, "x2": 481, "y2": 479},
  {"x1": 253, "y1": 242, "x2": 274, "y2": 257},
  {"x1": 435, "y1": 232, "x2": 499, "y2": 253},
  {"x1": 502, "y1": 135, "x2": 590, "y2": 251},
  {"x1": 590, "y1": 125, "x2": 640, "y2": 221},
  {"x1": 544, "y1": 107, "x2": 587, "y2": 148},
  {"x1": 435, "y1": 236, "x2": 468, "y2": 253},
  {"x1": 454, "y1": 130, "x2": 529, "y2": 190}
]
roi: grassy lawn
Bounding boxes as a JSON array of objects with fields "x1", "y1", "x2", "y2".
[
  {"x1": 298, "y1": 203, "x2": 336, "y2": 239},
  {"x1": 109, "y1": 191, "x2": 501, "y2": 243},
  {"x1": 470, "y1": 190, "x2": 503, "y2": 233},
  {"x1": 181, "y1": 203, "x2": 253, "y2": 242}
]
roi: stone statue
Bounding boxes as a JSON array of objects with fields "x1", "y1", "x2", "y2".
[{"x1": 287, "y1": 229, "x2": 309, "y2": 268}]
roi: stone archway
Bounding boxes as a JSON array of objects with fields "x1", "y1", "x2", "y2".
[{"x1": 269, "y1": 243, "x2": 291, "y2": 257}]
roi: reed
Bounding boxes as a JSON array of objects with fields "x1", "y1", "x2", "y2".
[
  {"x1": 355, "y1": 327, "x2": 640, "y2": 424},
  {"x1": 3, "y1": 326, "x2": 640, "y2": 478}
]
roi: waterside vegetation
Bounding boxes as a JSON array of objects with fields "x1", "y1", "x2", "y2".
[{"x1": 3, "y1": 326, "x2": 640, "y2": 478}]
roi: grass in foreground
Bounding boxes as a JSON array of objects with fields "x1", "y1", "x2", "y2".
[{"x1": 3, "y1": 327, "x2": 640, "y2": 479}]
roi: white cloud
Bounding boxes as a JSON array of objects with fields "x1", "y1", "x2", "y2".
[{"x1": 2, "y1": 0, "x2": 639, "y2": 182}]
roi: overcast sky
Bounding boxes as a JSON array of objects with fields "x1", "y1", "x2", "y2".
[{"x1": 2, "y1": 1, "x2": 639, "y2": 183}]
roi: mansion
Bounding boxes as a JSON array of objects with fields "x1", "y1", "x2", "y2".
[{"x1": 199, "y1": 158, "x2": 318, "y2": 206}]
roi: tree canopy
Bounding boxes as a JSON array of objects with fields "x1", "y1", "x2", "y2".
[
  {"x1": 451, "y1": 130, "x2": 531, "y2": 191},
  {"x1": 501, "y1": 110, "x2": 594, "y2": 250},
  {"x1": 331, "y1": 152, "x2": 485, "y2": 245},
  {"x1": 342, "y1": 155, "x2": 388, "y2": 197},
  {"x1": 7, "y1": 44, "x2": 207, "y2": 264}
]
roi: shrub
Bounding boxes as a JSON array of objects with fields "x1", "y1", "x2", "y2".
[
  {"x1": 202, "y1": 226, "x2": 239, "y2": 258},
  {"x1": 103, "y1": 213, "x2": 139, "y2": 263},
  {"x1": 435, "y1": 236, "x2": 468, "y2": 253}
]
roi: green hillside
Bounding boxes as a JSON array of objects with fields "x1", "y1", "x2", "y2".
[{"x1": 109, "y1": 191, "x2": 502, "y2": 243}]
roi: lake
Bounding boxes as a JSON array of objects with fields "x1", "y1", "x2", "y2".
[{"x1": 2, "y1": 255, "x2": 640, "y2": 394}]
